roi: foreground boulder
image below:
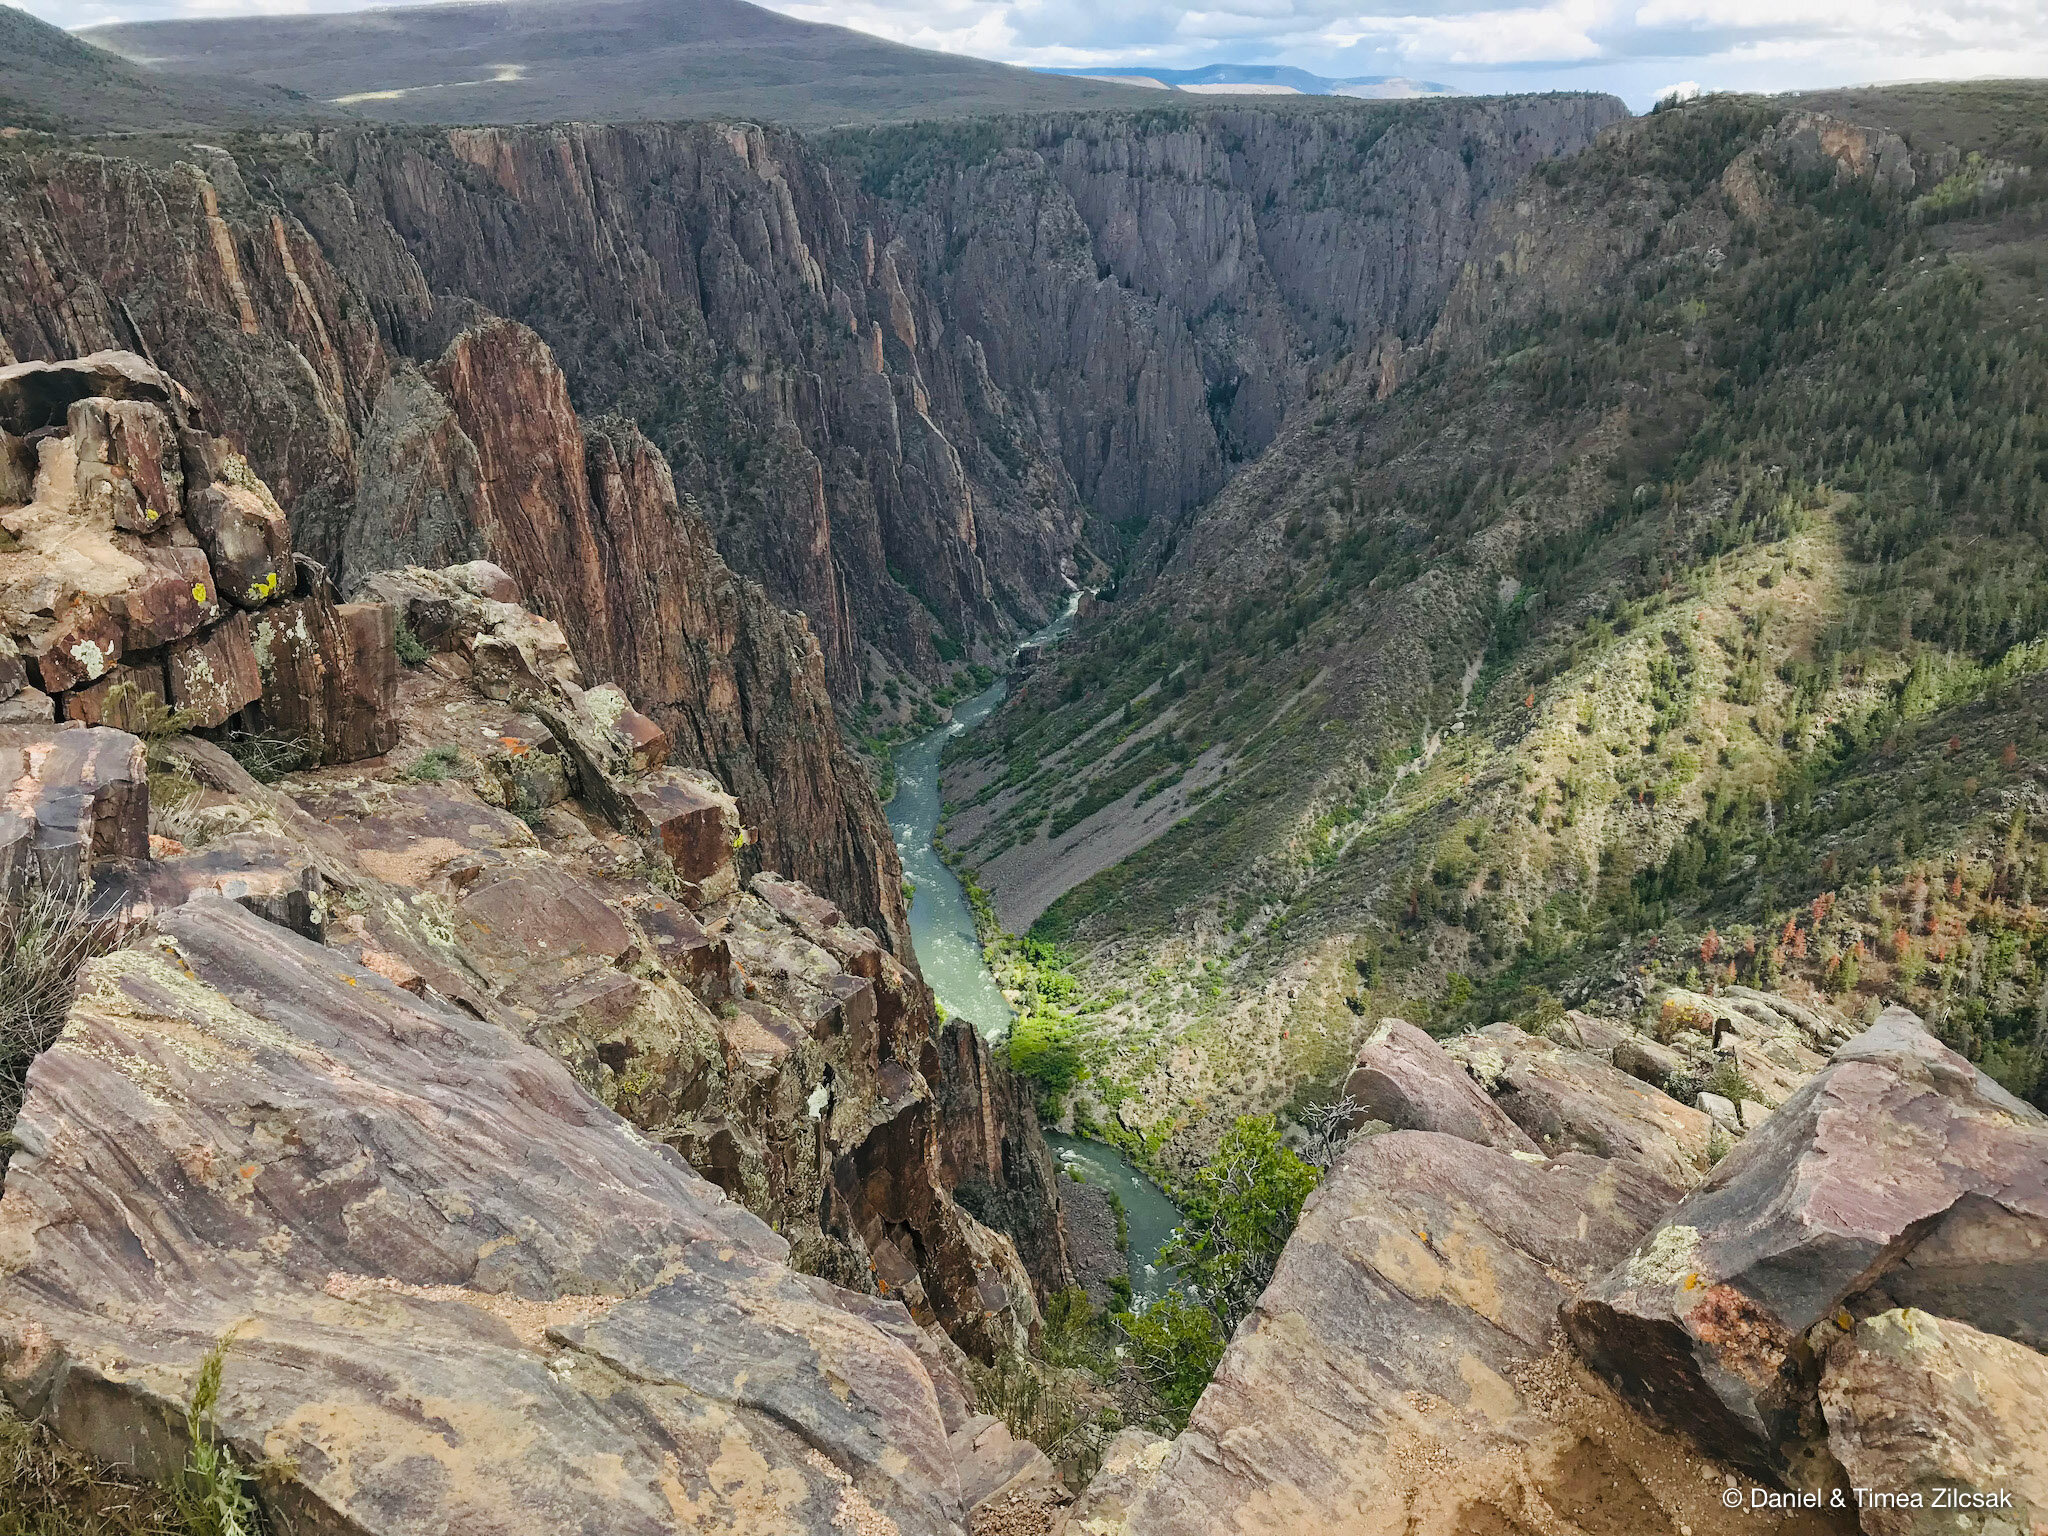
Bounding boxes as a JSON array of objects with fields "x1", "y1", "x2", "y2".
[
  {"x1": 1564, "y1": 1006, "x2": 2048, "y2": 1489},
  {"x1": 1819, "y1": 1309, "x2": 2048, "y2": 1535},
  {"x1": 1340, "y1": 1016, "x2": 1540, "y2": 1152},
  {"x1": 1448, "y1": 1022, "x2": 1710, "y2": 1189},
  {"x1": 1119, "y1": 1130, "x2": 1750, "y2": 1536},
  {"x1": 0, "y1": 897, "x2": 971, "y2": 1536}
]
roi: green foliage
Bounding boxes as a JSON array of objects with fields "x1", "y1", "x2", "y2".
[
  {"x1": 393, "y1": 620, "x2": 430, "y2": 668},
  {"x1": 1700, "y1": 1059, "x2": 1753, "y2": 1105},
  {"x1": 1163, "y1": 1115, "x2": 1319, "y2": 1332},
  {"x1": 174, "y1": 1342, "x2": 262, "y2": 1536},
  {"x1": 0, "y1": 879, "x2": 125, "y2": 1160},
  {"x1": 1112, "y1": 1294, "x2": 1225, "y2": 1425},
  {"x1": 402, "y1": 745, "x2": 464, "y2": 784},
  {"x1": 1002, "y1": 1019, "x2": 1083, "y2": 1117}
]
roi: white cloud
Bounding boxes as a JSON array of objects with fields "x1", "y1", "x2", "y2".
[{"x1": 26, "y1": 0, "x2": 2048, "y2": 110}]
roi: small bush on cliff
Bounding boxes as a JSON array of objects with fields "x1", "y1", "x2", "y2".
[
  {"x1": 1113, "y1": 1295, "x2": 1225, "y2": 1423},
  {"x1": 0, "y1": 879, "x2": 125, "y2": 1161},
  {"x1": 403, "y1": 746, "x2": 465, "y2": 784},
  {"x1": 0, "y1": 1341, "x2": 270, "y2": 1536},
  {"x1": 1163, "y1": 1115, "x2": 1319, "y2": 1332},
  {"x1": 393, "y1": 620, "x2": 430, "y2": 668}
]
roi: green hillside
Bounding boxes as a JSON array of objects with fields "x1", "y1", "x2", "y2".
[{"x1": 943, "y1": 84, "x2": 2048, "y2": 1168}]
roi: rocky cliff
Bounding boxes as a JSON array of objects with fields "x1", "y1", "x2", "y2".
[
  {"x1": 1081, "y1": 1004, "x2": 2045, "y2": 1535},
  {"x1": 0, "y1": 93, "x2": 1624, "y2": 952},
  {"x1": 0, "y1": 358, "x2": 1076, "y2": 1385},
  {"x1": 0, "y1": 159, "x2": 911, "y2": 946}
]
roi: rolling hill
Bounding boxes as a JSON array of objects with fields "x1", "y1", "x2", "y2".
[
  {"x1": 81, "y1": 0, "x2": 1159, "y2": 129},
  {"x1": 0, "y1": 4, "x2": 317, "y2": 132}
]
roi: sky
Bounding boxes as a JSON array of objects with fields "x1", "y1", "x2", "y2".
[{"x1": 27, "y1": 0, "x2": 2048, "y2": 111}]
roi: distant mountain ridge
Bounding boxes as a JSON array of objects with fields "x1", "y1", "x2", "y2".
[
  {"x1": 0, "y1": 4, "x2": 316, "y2": 132},
  {"x1": 1041, "y1": 63, "x2": 1455, "y2": 98},
  {"x1": 77, "y1": 0, "x2": 1160, "y2": 128}
]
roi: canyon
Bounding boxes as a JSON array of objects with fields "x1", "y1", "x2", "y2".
[{"x1": 2, "y1": 12, "x2": 2046, "y2": 1532}]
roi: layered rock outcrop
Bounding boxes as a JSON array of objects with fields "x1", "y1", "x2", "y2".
[
  {"x1": 2, "y1": 371, "x2": 1070, "y2": 1387},
  {"x1": 0, "y1": 531, "x2": 1086, "y2": 1535},
  {"x1": 1080, "y1": 1000, "x2": 2046, "y2": 1535},
  {"x1": 0, "y1": 351, "x2": 397, "y2": 764},
  {"x1": 1565, "y1": 1007, "x2": 2048, "y2": 1490},
  {"x1": 0, "y1": 895, "x2": 972, "y2": 1536},
  {"x1": 0, "y1": 157, "x2": 909, "y2": 949},
  {"x1": 1116, "y1": 1128, "x2": 1801, "y2": 1536}
]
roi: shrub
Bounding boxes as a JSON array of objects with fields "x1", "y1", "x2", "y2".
[
  {"x1": 0, "y1": 881, "x2": 125, "y2": 1156},
  {"x1": 1163, "y1": 1115, "x2": 1319, "y2": 1331},
  {"x1": 1701, "y1": 1058, "x2": 1753, "y2": 1105},
  {"x1": 403, "y1": 746, "x2": 465, "y2": 784},
  {"x1": 1113, "y1": 1295, "x2": 1225, "y2": 1424},
  {"x1": 393, "y1": 620, "x2": 430, "y2": 668}
]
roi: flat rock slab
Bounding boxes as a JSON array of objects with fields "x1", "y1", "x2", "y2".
[
  {"x1": 1565, "y1": 1006, "x2": 2048, "y2": 1487},
  {"x1": 1124, "y1": 1129, "x2": 1679, "y2": 1536},
  {"x1": 1450, "y1": 1023, "x2": 1710, "y2": 1189},
  {"x1": 1820, "y1": 1309, "x2": 2048, "y2": 1536},
  {"x1": 0, "y1": 897, "x2": 967, "y2": 1536},
  {"x1": 1341, "y1": 1016, "x2": 1541, "y2": 1153}
]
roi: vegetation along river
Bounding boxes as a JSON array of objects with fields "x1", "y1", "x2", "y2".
[{"x1": 888, "y1": 596, "x2": 1185, "y2": 1300}]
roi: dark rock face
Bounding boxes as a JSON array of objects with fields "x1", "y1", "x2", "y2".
[
  {"x1": 418, "y1": 320, "x2": 911, "y2": 947},
  {"x1": 1564, "y1": 1007, "x2": 2048, "y2": 1489},
  {"x1": 903, "y1": 97, "x2": 1628, "y2": 543},
  {"x1": 926, "y1": 1018, "x2": 1076, "y2": 1304},
  {"x1": 0, "y1": 100, "x2": 1623, "y2": 948},
  {"x1": 249, "y1": 592, "x2": 400, "y2": 763},
  {"x1": 0, "y1": 896, "x2": 970, "y2": 1536}
]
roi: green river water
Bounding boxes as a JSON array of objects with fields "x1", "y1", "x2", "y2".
[{"x1": 887, "y1": 598, "x2": 1184, "y2": 1300}]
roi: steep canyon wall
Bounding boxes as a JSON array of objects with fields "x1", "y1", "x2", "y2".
[{"x1": 0, "y1": 94, "x2": 1621, "y2": 944}]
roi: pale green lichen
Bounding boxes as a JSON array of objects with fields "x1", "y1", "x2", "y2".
[
  {"x1": 67, "y1": 640, "x2": 108, "y2": 679},
  {"x1": 1455, "y1": 1044, "x2": 1508, "y2": 1093},
  {"x1": 1627, "y1": 1223, "x2": 1704, "y2": 1287},
  {"x1": 585, "y1": 685, "x2": 631, "y2": 733}
]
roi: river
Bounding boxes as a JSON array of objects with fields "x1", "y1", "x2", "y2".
[{"x1": 887, "y1": 594, "x2": 1184, "y2": 1300}]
